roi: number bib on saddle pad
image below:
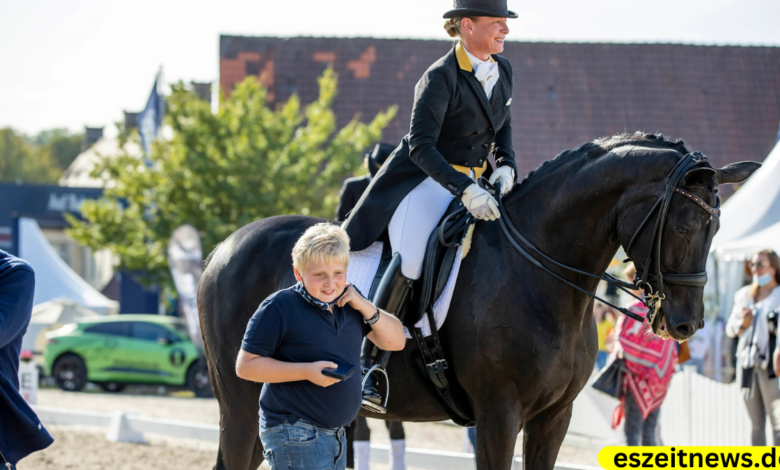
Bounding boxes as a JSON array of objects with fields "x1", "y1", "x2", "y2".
[{"x1": 347, "y1": 242, "x2": 465, "y2": 338}]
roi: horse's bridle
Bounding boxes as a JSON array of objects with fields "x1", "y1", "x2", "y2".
[{"x1": 491, "y1": 151, "x2": 721, "y2": 327}]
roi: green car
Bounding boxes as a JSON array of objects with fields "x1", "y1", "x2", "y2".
[{"x1": 44, "y1": 314, "x2": 211, "y2": 397}]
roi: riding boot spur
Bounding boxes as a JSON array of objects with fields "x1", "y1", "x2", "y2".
[{"x1": 361, "y1": 253, "x2": 412, "y2": 413}]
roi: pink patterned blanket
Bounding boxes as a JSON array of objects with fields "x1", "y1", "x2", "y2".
[{"x1": 613, "y1": 301, "x2": 678, "y2": 425}]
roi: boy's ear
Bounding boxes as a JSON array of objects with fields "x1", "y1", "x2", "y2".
[{"x1": 293, "y1": 267, "x2": 302, "y2": 282}]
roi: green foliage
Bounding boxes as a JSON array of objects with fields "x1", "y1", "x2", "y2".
[
  {"x1": 31, "y1": 128, "x2": 84, "y2": 170},
  {"x1": 0, "y1": 127, "x2": 84, "y2": 184},
  {"x1": 67, "y1": 68, "x2": 396, "y2": 284},
  {"x1": 0, "y1": 127, "x2": 61, "y2": 183}
]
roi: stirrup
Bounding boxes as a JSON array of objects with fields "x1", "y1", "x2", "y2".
[{"x1": 361, "y1": 365, "x2": 390, "y2": 413}]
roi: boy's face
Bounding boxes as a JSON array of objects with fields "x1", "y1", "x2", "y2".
[{"x1": 294, "y1": 260, "x2": 348, "y2": 303}]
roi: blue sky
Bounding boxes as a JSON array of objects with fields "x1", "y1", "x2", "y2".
[{"x1": 1, "y1": 0, "x2": 778, "y2": 136}]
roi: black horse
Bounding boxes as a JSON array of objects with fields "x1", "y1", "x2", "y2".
[{"x1": 198, "y1": 133, "x2": 759, "y2": 470}]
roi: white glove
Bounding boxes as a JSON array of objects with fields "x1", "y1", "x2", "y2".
[
  {"x1": 489, "y1": 166, "x2": 515, "y2": 196},
  {"x1": 461, "y1": 184, "x2": 500, "y2": 221}
]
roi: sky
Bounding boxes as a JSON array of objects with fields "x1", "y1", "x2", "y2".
[{"x1": 1, "y1": 0, "x2": 779, "y2": 137}]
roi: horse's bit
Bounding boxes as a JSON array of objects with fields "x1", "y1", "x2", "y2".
[{"x1": 492, "y1": 151, "x2": 721, "y2": 326}]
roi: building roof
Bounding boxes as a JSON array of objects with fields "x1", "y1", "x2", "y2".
[{"x1": 220, "y1": 35, "x2": 780, "y2": 181}]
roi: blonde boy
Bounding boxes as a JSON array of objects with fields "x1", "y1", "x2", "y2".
[{"x1": 236, "y1": 223, "x2": 404, "y2": 470}]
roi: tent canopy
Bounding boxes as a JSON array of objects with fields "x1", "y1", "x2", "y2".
[
  {"x1": 30, "y1": 298, "x2": 103, "y2": 324},
  {"x1": 19, "y1": 217, "x2": 119, "y2": 314},
  {"x1": 712, "y1": 140, "x2": 780, "y2": 248}
]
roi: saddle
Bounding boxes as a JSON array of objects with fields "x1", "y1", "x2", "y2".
[{"x1": 368, "y1": 198, "x2": 477, "y2": 426}]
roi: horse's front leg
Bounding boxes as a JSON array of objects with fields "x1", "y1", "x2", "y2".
[
  {"x1": 474, "y1": 402, "x2": 522, "y2": 470},
  {"x1": 522, "y1": 403, "x2": 573, "y2": 470}
]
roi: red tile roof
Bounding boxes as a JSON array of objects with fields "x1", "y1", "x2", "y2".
[{"x1": 220, "y1": 35, "x2": 780, "y2": 178}]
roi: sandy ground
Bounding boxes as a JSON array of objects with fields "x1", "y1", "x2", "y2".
[{"x1": 30, "y1": 387, "x2": 601, "y2": 469}]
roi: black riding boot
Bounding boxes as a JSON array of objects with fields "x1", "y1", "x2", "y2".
[{"x1": 361, "y1": 254, "x2": 412, "y2": 413}]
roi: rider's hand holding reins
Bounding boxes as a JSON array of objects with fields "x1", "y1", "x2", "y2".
[
  {"x1": 461, "y1": 183, "x2": 500, "y2": 221},
  {"x1": 489, "y1": 166, "x2": 515, "y2": 196}
]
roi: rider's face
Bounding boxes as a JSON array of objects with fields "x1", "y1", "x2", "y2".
[
  {"x1": 462, "y1": 17, "x2": 509, "y2": 57},
  {"x1": 294, "y1": 260, "x2": 348, "y2": 303}
]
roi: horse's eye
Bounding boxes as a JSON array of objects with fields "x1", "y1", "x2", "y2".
[{"x1": 675, "y1": 226, "x2": 689, "y2": 236}]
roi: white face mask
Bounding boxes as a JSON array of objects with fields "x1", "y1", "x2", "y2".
[{"x1": 754, "y1": 273, "x2": 773, "y2": 287}]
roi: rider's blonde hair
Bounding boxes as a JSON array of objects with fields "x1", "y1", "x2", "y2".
[{"x1": 292, "y1": 223, "x2": 350, "y2": 271}]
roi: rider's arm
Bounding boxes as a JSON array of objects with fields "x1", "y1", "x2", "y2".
[
  {"x1": 235, "y1": 350, "x2": 339, "y2": 386},
  {"x1": 408, "y1": 67, "x2": 474, "y2": 197}
]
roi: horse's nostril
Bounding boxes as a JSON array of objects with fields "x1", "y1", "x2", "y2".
[{"x1": 674, "y1": 323, "x2": 695, "y2": 338}]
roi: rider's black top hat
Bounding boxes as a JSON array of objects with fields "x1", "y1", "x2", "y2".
[
  {"x1": 367, "y1": 142, "x2": 395, "y2": 177},
  {"x1": 443, "y1": 0, "x2": 517, "y2": 19}
]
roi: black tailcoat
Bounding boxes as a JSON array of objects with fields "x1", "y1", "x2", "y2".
[
  {"x1": 344, "y1": 42, "x2": 516, "y2": 251},
  {"x1": 335, "y1": 175, "x2": 371, "y2": 222}
]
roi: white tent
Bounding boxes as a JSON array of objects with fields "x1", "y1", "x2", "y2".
[
  {"x1": 18, "y1": 217, "x2": 119, "y2": 314},
  {"x1": 709, "y1": 140, "x2": 780, "y2": 319},
  {"x1": 712, "y1": 140, "x2": 780, "y2": 247}
]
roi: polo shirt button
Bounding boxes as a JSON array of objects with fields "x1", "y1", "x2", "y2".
[{"x1": 482, "y1": 143, "x2": 489, "y2": 148}]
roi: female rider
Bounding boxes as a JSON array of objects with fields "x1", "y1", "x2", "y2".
[{"x1": 343, "y1": 0, "x2": 518, "y2": 412}]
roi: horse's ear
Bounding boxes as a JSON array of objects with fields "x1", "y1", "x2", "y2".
[
  {"x1": 683, "y1": 167, "x2": 716, "y2": 188},
  {"x1": 715, "y1": 161, "x2": 762, "y2": 185}
]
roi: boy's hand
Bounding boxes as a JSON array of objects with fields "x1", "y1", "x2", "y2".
[
  {"x1": 307, "y1": 361, "x2": 341, "y2": 387},
  {"x1": 336, "y1": 284, "x2": 375, "y2": 318}
]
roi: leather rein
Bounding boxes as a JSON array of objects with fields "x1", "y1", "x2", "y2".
[{"x1": 490, "y1": 151, "x2": 721, "y2": 326}]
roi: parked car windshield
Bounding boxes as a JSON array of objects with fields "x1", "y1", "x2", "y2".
[
  {"x1": 84, "y1": 322, "x2": 131, "y2": 337},
  {"x1": 130, "y1": 322, "x2": 178, "y2": 342}
]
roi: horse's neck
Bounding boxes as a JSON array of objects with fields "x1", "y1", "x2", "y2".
[{"x1": 504, "y1": 156, "x2": 639, "y2": 293}]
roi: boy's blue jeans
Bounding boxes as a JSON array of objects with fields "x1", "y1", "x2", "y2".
[{"x1": 260, "y1": 420, "x2": 347, "y2": 470}]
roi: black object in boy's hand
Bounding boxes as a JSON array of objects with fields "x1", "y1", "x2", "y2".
[{"x1": 322, "y1": 363, "x2": 355, "y2": 381}]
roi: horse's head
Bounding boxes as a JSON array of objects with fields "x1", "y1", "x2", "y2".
[{"x1": 615, "y1": 139, "x2": 760, "y2": 341}]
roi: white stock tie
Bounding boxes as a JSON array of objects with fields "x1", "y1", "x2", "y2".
[{"x1": 473, "y1": 61, "x2": 499, "y2": 99}]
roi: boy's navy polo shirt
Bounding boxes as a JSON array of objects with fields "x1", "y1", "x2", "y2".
[{"x1": 241, "y1": 284, "x2": 371, "y2": 429}]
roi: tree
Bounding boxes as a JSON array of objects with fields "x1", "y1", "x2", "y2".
[
  {"x1": 0, "y1": 127, "x2": 61, "y2": 183},
  {"x1": 67, "y1": 68, "x2": 397, "y2": 284},
  {"x1": 32, "y1": 129, "x2": 83, "y2": 170}
]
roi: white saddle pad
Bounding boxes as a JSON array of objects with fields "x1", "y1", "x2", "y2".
[{"x1": 347, "y1": 242, "x2": 463, "y2": 338}]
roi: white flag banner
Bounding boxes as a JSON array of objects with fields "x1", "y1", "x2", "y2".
[{"x1": 167, "y1": 225, "x2": 204, "y2": 349}]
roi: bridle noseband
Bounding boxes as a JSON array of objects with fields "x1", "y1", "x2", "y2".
[{"x1": 492, "y1": 151, "x2": 720, "y2": 328}]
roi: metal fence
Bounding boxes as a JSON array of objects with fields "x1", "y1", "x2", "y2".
[{"x1": 659, "y1": 366, "x2": 762, "y2": 446}]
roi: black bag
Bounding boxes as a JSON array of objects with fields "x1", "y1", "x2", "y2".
[
  {"x1": 742, "y1": 310, "x2": 759, "y2": 390},
  {"x1": 592, "y1": 357, "x2": 625, "y2": 399},
  {"x1": 768, "y1": 309, "x2": 778, "y2": 379}
]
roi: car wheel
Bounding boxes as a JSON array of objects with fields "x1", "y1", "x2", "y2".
[
  {"x1": 53, "y1": 354, "x2": 87, "y2": 392},
  {"x1": 98, "y1": 382, "x2": 126, "y2": 393},
  {"x1": 186, "y1": 360, "x2": 213, "y2": 398}
]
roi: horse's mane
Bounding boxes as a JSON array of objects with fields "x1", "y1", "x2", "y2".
[{"x1": 512, "y1": 132, "x2": 690, "y2": 194}]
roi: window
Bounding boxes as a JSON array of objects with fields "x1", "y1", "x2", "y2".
[
  {"x1": 85, "y1": 322, "x2": 130, "y2": 337},
  {"x1": 130, "y1": 322, "x2": 176, "y2": 343}
]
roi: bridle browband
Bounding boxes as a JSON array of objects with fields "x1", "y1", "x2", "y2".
[{"x1": 491, "y1": 150, "x2": 721, "y2": 326}]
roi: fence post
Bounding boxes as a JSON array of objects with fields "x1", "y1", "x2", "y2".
[{"x1": 683, "y1": 365, "x2": 694, "y2": 445}]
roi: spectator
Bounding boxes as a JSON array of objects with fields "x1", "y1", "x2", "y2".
[
  {"x1": 0, "y1": 250, "x2": 54, "y2": 468},
  {"x1": 612, "y1": 263, "x2": 678, "y2": 446},
  {"x1": 594, "y1": 302, "x2": 616, "y2": 370},
  {"x1": 235, "y1": 223, "x2": 405, "y2": 470},
  {"x1": 726, "y1": 249, "x2": 780, "y2": 445}
]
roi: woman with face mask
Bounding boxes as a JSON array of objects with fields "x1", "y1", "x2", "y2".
[{"x1": 725, "y1": 249, "x2": 780, "y2": 445}]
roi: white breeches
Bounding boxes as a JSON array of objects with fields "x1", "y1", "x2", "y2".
[{"x1": 388, "y1": 177, "x2": 457, "y2": 279}]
